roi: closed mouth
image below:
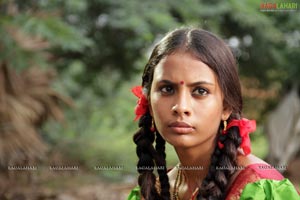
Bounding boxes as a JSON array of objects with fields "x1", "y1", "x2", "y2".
[
  {"x1": 168, "y1": 121, "x2": 195, "y2": 134},
  {"x1": 169, "y1": 121, "x2": 194, "y2": 128}
]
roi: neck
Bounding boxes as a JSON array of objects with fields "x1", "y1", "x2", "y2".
[{"x1": 174, "y1": 139, "x2": 215, "y2": 190}]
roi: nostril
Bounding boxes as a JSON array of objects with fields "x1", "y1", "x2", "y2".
[{"x1": 184, "y1": 111, "x2": 190, "y2": 116}]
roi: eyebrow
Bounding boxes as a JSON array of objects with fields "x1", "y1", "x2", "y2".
[{"x1": 158, "y1": 79, "x2": 215, "y2": 87}]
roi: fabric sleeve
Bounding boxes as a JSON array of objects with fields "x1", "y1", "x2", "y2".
[
  {"x1": 240, "y1": 178, "x2": 300, "y2": 200},
  {"x1": 127, "y1": 186, "x2": 141, "y2": 200}
]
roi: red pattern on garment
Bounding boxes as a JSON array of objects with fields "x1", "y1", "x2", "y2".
[{"x1": 225, "y1": 163, "x2": 284, "y2": 200}]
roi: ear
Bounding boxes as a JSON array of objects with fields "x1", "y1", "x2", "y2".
[{"x1": 221, "y1": 105, "x2": 232, "y2": 121}]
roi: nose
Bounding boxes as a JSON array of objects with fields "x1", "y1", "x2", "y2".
[{"x1": 171, "y1": 91, "x2": 191, "y2": 117}]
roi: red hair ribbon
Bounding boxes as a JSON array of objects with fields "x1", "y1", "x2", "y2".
[
  {"x1": 218, "y1": 118, "x2": 256, "y2": 156},
  {"x1": 131, "y1": 86, "x2": 148, "y2": 121}
]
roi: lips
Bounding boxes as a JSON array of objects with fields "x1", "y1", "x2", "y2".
[{"x1": 168, "y1": 121, "x2": 195, "y2": 134}]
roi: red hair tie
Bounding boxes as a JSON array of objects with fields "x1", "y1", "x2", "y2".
[
  {"x1": 131, "y1": 86, "x2": 148, "y2": 121},
  {"x1": 218, "y1": 118, "x2": 256, "y2": 156}
]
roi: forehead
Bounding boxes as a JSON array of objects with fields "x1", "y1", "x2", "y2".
[{"x1": 153, "y1": 52, "x2": 217, "y2": 84}]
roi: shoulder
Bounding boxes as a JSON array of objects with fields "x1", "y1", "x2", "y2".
[
  {"x1": 225, "y1": 154, "x2": 285, "y2": 199},
  {"x1": 236, "y1": 154, "x2": 284, "y2": 179},
  {"x1": 237, "y1": 153, "x2": 268, "y2": 167}
]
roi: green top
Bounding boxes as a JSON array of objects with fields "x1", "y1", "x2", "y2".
[
  {"x1": 127, "y1": 186, "x2": 141, "y2": 200},
  {"x1": 127, "y1": 179, "x2": 299, "y2": 200},
  {"x1": 240, "y1": 179, "x2": 299, "y2": 200}
]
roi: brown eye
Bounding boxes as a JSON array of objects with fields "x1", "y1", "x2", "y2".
[
  {"x1": 192, "y1": 87, "x2": 208, "y2": 96},
  {"x1": 160, "y1": 85, "x2": 174, "y2": 95}
]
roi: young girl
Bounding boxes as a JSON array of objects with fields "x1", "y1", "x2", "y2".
[{"x1": 127, "y1": 28, "x2": 299, "y2": 200}]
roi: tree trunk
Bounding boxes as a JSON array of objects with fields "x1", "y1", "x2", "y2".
[{"x1": 266, "y1": 84, "x2": 300, "y2": 172}]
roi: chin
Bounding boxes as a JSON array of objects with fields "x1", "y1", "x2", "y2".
[{"x1": 165, "y1": 137, "x2": 196, "y2": 148}]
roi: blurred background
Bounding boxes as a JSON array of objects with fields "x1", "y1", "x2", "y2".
[{"x1": 0, "y1": 0, "x2": 299, "y2": 199}]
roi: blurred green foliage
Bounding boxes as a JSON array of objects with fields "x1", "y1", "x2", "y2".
[
  {"x1": 0, "y1": 0, "x2": 299, "y2": 180},
  {"x1": 0, "y1": 0, "x2": 91, "y2": 70}
]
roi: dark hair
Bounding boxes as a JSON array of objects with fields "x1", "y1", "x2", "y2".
[{"x1": 133, "y1": 27, "x2": 243, "y2": 200}]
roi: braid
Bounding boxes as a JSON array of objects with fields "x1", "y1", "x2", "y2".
[
  {"x1": 134, "y1": 113, "x2": 160, "y2": 200},
  {"x1": 155, "y1": 132, "x2": 171, "y2": 200},
  {"x1": 198, "y1": 125, "x2": 241, "y2": 200}
]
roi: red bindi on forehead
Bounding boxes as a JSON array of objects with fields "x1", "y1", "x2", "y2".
[{"x1": 180, "y1": 80, "x2": 184, "y2": 85}]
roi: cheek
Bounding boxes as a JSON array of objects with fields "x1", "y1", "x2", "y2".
[
  {"x1": 150, "y1": 96, "x2": 167, "y2": 126},
  {"x1": 195, "y1": 99, "x2": 223, "y2": 126},
  {"x1": 151, "y1": 96, "x2": 162, "y2": 118}
]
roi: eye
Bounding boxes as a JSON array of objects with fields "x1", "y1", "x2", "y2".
[
  {"x1": 192, "y1": 87, "x2": 208, "y2": 96},
  {"x1": 160, "y1": 85, "x2": 174, "y2": 95}
]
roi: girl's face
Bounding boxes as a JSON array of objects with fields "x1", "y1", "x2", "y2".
[{"x1": 150, "y1": 52, "x2": 231, "y2": 148}]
